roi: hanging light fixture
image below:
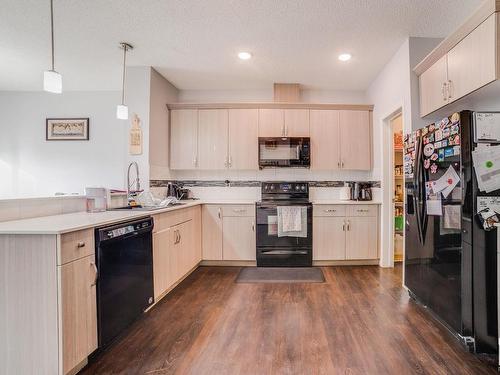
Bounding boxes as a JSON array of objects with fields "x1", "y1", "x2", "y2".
[
  {"x1": 43, "y1": 0, "x2": 62, "y2": 93},
  {"x1": 117, "y1": 42, "x2": 133, "y2": 120}
]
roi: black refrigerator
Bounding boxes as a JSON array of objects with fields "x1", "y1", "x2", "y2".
[{"x1": 404, "y1": 110, "x2": 498, "y2": 354}]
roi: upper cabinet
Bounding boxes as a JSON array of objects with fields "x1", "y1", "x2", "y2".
[
  {"x1": 168, "y1": 104, "x2": 372, "y2": 171},
  {"x1": 310, "y1": 110, "x2": 341, "y2": 170},
  {"x1": 228, "y1": 109, "x2": 259, "y2": 169},
  {"x1": 284, "y1": 109, "x2": 310, "y2": 136},
  {"x1": 198, "y1": 109, "x2": 228, "y2": 170},
  {"x1": 170, "y1": 109, "x2": 198, "y2": 169},
  {"x1": 258, "y1": 108, "x2": 309, "y2": 137},
  {"x1": 258, "y1": 109, "x2": 285, "y2": 137},
  {"x1": 339, "y1": 110, "x2": 371, "y2": 170},
  {"x1": 417, "y1": 11, "x2": 499, "y2": 117},
  {"x1": 419, "y1": 55, "x2": 449, "y2": 116}
]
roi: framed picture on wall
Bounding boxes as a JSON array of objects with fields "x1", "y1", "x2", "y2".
[{"x1": 46, "y1": 118, "x2": 89, "y2": 141}]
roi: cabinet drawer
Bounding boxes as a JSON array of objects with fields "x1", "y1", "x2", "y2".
[
  {"x1": 59, "y1": 229, "x2": 95, "y2": 265},
  {"x1": 313, "y1": 205, "x2": 346, "y2": 217},
  {"x1": 222, "y1": 204, "x2": 255, "y2": 217},
  {"x1": 346, "y1": 205, "x2": 377, "y2": 217}
]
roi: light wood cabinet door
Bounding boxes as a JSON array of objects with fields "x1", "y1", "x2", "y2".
[
  {"x1": 258, "y1": 109, "x2": 285, "y2": 137},
  {"x1": 345, "y1": 216, "x2": 378, "y2": 260},
  {"x1": 202, "y1": 205, "x2": 223, "y2": 260},
  {"x1": 284, "y1": 109, "x2": 310, "y2": 137},
  {"x1": 177, "y1": 219, "x2": 196, "y2": 277},
  {"x1": 222, "y1": 216, "x2": 256, "y2": 260},
  {"x1": 447, "y1": 13, "x2": 496, "y2": 103},
  {"x1": 339, "y1": 110, "x2": 371, "y2": 170},
  {"x1": 60, "y1": 254, "x2": 98, "y2": 375},
  {"x1": 228, "y1": 109, "x2": 259, "y2": 170},
  {"x1": 198, "y1": 109, "x2": 229, "y2": 170},
  {"x1": 153, "y1": 228, "x2": 171, "y2": 299},
  {"x1": 310, "y1": 110, "x2": 340, "y2": 170},
  {"x1": 419, "y1": 55, "x2": 449, "y2": 117},
  {"x1": 170, "y1": 109, "x2": 199, "y2": 170},
  {"x1": 313, "y1": 216, "x2": 346, "y2": 260}
]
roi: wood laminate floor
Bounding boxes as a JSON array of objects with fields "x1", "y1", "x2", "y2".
[{"x1": 81, "y1": 266, "x2": 497, "y2": 375}]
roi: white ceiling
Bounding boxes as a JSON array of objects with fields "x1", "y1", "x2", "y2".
[{"x1": 1, "y1": 0, "x2": 483, "y2": 92}]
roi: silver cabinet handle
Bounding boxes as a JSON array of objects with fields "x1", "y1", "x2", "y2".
[
  {"x1": 324, "y1": 209, "x2": 336, "y2": 212},
  {"x1": 193, "y1": 156, "x2": 198, "y2": 167},
  {"x1": 448, "y1": 80, "x2": 453, "y2": 99},
  {"x1": 341, "y1": 161, "x2": 344, "y2": 168},
  {"x1": 178, "y1": 231, "x2": 181, "y2": 243},
  {"x1": 442, "y1": 82, "x2": 447, "y2": 101},
  {"x1": 90, "y1": 262, "x2": 98, "y2": 286},
  {"x1": 252, "y1": 221, "x2": 255, "y2": 232},
  {"x1": 346, "y1": 220, "x2": 350, "y2": 231},
  {"x1": 357, "y1": 209, "x2": 369, "y2": 213},
  {"x1": 228, "y1": 155, "x2": 232, "y2": 168},
  {"x1": 77, "y1": 241, "x2": 86, "y2": 248},
  {"x1": 342, "y1": 221, "x2": 345, "y2": 231},
  {"x1": 218, "y1": 207, "x2": 222, "y2": 219},
  {"x1": 233, "y1": 208, "x2": 246, "y2": 213},
  {"x1": 337, "y1": 162, "x2": 340, "y2": 168}
]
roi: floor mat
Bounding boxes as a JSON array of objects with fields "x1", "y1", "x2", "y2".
[{"x1": 236, "y1": 267, "x2": 325, "y2": 283}]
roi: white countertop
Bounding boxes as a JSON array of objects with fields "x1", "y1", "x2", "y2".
[
  {"x1": 0, "y1": 199, "x2": 381, "y2": 235},
  {"x1": 0, "y1": 201, "x2": 203, "y2": 235},
  {"x1": 312, "y1": 200, "x2": 382, "y2": 205}
]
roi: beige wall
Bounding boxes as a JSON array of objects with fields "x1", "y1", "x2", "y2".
[{"x1": 149, "y1": 69, "x2": 179, "y2": 180}]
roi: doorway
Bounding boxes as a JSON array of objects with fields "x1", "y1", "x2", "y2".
[{"x1": 391, "y1": 114, "x2": 404, "y2": 263}]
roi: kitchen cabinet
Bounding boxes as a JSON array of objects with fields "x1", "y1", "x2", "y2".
[
  {"x1": 153, "y1": 206, "x2": 202, "y2": 298},
  {"x1": 418, "y1": 13, "x2": 498, "y2": 117},
  {"x1": 447, "y1": 13, "x2": 496, "y2": 103},
  {"x1": 60, "y1": 254, "x2": 98, "y2": 375},
  {"x1": 310, "y1": 110, "x2": 341, "y2": 170},
  {"x1": 313, "y1": 204, "x2": 379, "y2": 261},
  {"x1": 228, "y1": 109, "x2": 259, "y2": 169},
  {"x1": 339, "y1": 110, "x2": 371, "y2": 170},
  {"x1": 153, "y1": 227, "x2": 171, "y2": 299},
  {"x1": 202, "y1": 204, "x2": 256, "y2": 261},
  {"x1": 313, "y1": 216, "x2": 346, "y2": 260},
  {"x1": 284, "y1": 109, "x2": 310, "y2": 136},
  {"x1": 345, "y1": 216, "x2": 378, "y2": 260},
  {"x1": 258, "y1": 108, "x2": 285, "y2": 137},
  {"x1": 222, "y1": 216, "x2": 256, "y2": 260},
  {"x1": 258, "y1": 108, "x2": 309, "y2": 137},
  {"x1": 198, "y1": 109, "x2": 229, "y2": 170},
  {"x1": 202, "y1": 205, "x2": 223, "y2": 260},
  {"x1": 170, "y1": 109, "x2": 198, "y2": 169},
  {"x1": 419, "y1": 55, "x2": 449, "y2": 116}
]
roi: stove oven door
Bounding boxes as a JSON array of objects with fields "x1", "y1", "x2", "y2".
[{"x1": 256, "y1": 203, "x2": 312, "y2": 266}]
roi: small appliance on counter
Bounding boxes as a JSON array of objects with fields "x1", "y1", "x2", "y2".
[
  {"x1": 85, "y1": 187, "x2": 108, "y2": 212},
  {"x1": 339, "y1": 183, "x2": 352, "y2": 201},
  {"x1": 347, "y1": 182, "x2": 372, "y2": 201}
]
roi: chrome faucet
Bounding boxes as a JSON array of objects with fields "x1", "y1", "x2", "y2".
[{"x1": 127, "y1": 162, "x2": 140, "y2": 201}]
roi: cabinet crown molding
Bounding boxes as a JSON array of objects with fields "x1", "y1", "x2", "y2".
[{"x1": 166, "y1": 102, "x2": 374, "y2": 111}]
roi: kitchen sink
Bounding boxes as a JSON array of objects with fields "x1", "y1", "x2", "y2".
[{"x1": 109, "y1": 202, "x2": 186, "y2": 212}]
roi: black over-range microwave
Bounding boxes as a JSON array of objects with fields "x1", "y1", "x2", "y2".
[{"x1": 258, "y1": 137, "x2": 310, "y2": 169}]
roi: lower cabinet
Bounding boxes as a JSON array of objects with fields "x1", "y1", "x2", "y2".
[
  {"x1": 202, "y1": 204, "x2": 256, "y2": 261},
  {"x1": 60, "y1": 254, "x2": 98, "y2": 375},
  {"x1": 152, "y1": 206, "x2": 202, "y2": 300},
  {"x1": 313, "y1": 204, "x2": 379, "y2": 261}
]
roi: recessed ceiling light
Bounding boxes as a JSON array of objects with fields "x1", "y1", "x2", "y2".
[
  {"x1": 338, "y1": 53, "x2": 352, "y2": 62},
  {"x1": 238, "y1": 52, "x2": 252, "y2": 60}
]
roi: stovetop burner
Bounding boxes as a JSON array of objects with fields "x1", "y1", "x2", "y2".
[{"x1": 260, "y1": 181, "x2": 309, "y2": 202}]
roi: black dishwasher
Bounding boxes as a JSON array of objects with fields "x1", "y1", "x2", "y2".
[{"x1": 95, "y1": 217, "x2": 154, "y2": 348}]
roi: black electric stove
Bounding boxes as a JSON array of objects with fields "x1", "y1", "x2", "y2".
[{"x1": 256, "y1": 182, "x2": 312, "y2": 267}]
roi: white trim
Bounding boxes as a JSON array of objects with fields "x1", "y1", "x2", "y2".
[{"x1": 380, "y1": 106, "x2": 403, "y2": 269}]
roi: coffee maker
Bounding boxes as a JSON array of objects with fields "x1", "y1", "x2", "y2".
[{"x1": 349, "y1": 182, "x2": 372, "y2": 201}]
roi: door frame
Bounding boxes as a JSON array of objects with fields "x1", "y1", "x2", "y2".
[{"x1": 380, "y1": 107, "x2": 404, "y2": 271}]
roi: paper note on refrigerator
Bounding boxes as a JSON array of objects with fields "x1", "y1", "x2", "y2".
[
  {"x1": 443, "y1": 205, "x2": 461, "y2": 229},
  {"x1": 474, "y1": 112, "x2": 500, "y2": 143},
  {"x1": 426, "y1": 199, "x2": 442, "y2": 216},
  {"x1": 430, "y1": 165, "x2": 460, "y2": 198},
  {"x1": 472, "y1": 146, "x2": 500, "y2": 192}
]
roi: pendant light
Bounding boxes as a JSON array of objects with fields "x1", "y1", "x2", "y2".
[
  {"x1": 117, "y1": 42, "x2": 133, "y2": 120},
  {"x1": 43, "y1": 0, "x2": 62, "y2": 93}
]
